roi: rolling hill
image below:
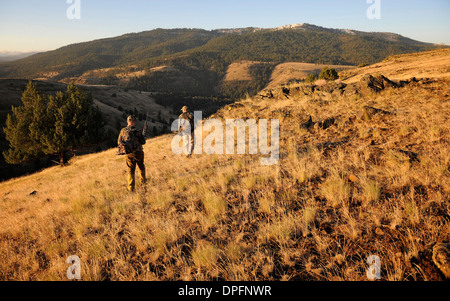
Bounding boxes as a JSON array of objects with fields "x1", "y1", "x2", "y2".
[
  {"x1": 0, "y1": 49, "x2": 448, "y2": 281},
  {"x1": 340, "y1": 48, "x2": 450, "y2": 83},
  {"x1": 0, "y1": 23, "x2": 440, "y2": 98},
  {"x1": 0, "y1": 78, "x2": 232, "y2": 181}
]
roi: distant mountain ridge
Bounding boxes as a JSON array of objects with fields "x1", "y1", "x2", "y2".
[
  {"x1": 0, "y1": 23, "x2": 440, "y2": 98},
  {"x1": 0, "y1": 51, "x2": 40, "y2": 63}
]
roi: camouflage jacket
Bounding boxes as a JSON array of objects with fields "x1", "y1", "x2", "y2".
[
  {"x1": 179, "y1": 112, "x2": 194, "y2": 133},
  {"x1": 118, "y1": 126, "x2": 146, "y2": 153}
]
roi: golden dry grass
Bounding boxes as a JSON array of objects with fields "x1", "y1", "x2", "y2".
[
  {"x1": 222, "y1": 60, "x2": 354, "y2": 89},
  {"x1": 341, "y1": 48, "x2": 450, "y2": 83},
  {"x1": 0, "y1": 50, "x2": 449, "y2": 281},
  {"x1": 223, "y1": 61, "x2": 262, "y2": 82},
  {"x1": 266, "y1": 62, "x2": 354, "y2": 89}
]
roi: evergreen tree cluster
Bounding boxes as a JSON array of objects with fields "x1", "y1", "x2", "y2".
[
  {"x1": 318, "y1": 67, "x2": 339, "y2": 81},
  {"x1": 3, "y1": 81, "x2": 105, "y2": 166}
]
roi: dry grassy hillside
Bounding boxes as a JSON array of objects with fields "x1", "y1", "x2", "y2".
[
  {"x1": 341, "y1": 48, "x2": 450, "y2": 83},
  {"x1": 266, "y1": 62, "x2": 354, "y2": 89},
  {"x1": 223, "y1": 61, "x2": 261, "y2": 82},
  {"x1": 222, "y1": 60, "x2": 354, "y2": 90},
  {"x1": 0, "y1": 50, "x2": 449, "y2": 281}
]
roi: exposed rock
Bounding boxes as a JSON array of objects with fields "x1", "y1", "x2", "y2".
[
  {"x1": 299, "y1": 115, "x2": 315, "y2": 129},
  {"x1": 314, "y1": 117, "x2": 336, "y2": 130},
  {"x1": 360, "y1": 74, "x2": 398, "y2": 93},
  {"x1": 273, "y1": 107, "x2": 292, "y2": 119},
  {"x1": 432, "y1": 243, "x2": 450, "y2": 278},
  {"x1": 260, "y1": 74, "x2": 428, "y2": 102},
  {"x1": 299, "y1": 115, "x2": 336, "y2": 131},
  {"x1": 259, "y1": 89, "x2": 274, "y2": 99},
  {"x1": 315, "y1": 82, "x2": 347, "y2": 95},
  {"x1": 360, "y1": 106, "x2": 391, "y2": 120},
  {"x1": 342, "y1": 83, "x2": 361, "y2": 97}
]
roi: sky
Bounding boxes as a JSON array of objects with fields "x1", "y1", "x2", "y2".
[{"x1": 0, "y1": 0, "x2": 449, "y2": 53}]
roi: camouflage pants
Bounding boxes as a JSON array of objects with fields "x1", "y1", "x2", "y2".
[
  {"x1": 182, "y1": 132, "x2": 195, "y2": 155},
  {"x1": 126, "y1": 151, "x2": 146, "y2": 191}
]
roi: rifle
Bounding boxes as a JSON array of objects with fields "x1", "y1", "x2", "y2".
[{"x1": 142, "y1": 110, "x2": 149, "y2": 137}]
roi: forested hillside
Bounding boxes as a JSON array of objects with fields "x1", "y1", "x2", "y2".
[{"x1": 0, "y1": 24, "x2": 439, "y2": 99}]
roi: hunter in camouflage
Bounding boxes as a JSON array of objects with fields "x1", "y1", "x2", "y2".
[
  {"x1": 118, "y1": 115, "x2": 147, "y2": 192},
  {"x1": 178, "y1": 106, "x2": 195, "y2": 157}
]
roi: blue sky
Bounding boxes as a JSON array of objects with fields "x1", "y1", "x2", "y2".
[{"x1": 0, "y1": 0, "x2": 449, "y2": 52}]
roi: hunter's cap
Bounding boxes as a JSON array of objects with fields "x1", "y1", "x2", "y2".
[
  {"x1": 127, "y1": 115, "x2": 136, "y2": 122},
  {"x1": 181, "y1": 106, "x2": 188, "y2": 111}
]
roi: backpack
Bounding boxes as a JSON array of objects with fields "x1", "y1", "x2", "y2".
[
  {"x1": 117, "y1": 127, "x2": 140, "y2": 155},
  {"x1": 180, "y1": 112, "x2": 194, "y2": 132}
]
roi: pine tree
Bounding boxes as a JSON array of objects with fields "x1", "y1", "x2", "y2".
[
  {"x1": 305, "y1": 73, "x2": 318, "y2": 84},
  {"x1": 3, "y1": 81, "x2": 47, "y2": 164},
  {"x1": 318, "y1": 67, "x2": 339, "y2": 81},
  {"x1": 3, "y1": 81, "x2": 105, "y2": 166}
]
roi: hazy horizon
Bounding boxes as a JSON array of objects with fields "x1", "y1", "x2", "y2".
[{"x1": 0, "y1": 0, "x2": 449, "y2": 53}]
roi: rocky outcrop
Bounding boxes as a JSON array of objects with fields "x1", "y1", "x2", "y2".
[
  {"x1": 300, "y1": 115, "x2": 314, "y2": 129},
  {"x1": 259, "y1": 74, "x2": 424, "y2": 100},
  {"x1": 314, "y1": 117, "x2": 336, "y2": 130},
  {"x1": 360, "y1": 74, "x2": 398, "y2": 93},
  {"x1": 315, "y1": 82, "x2": 347, "y2": 96},
  {"x1": 299, "y1": 115, "x2": 336, "y2": 131}
]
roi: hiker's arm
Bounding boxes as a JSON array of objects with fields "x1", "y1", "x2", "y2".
[
  {"x1": 117, "y1": 130, "x2": 123, "y2": 146},
  {"x1": 178, "y1": 116, "x2": 183, "y2": 133},
  {"x1": 178, "y1": 117, "x2": 190, "y2": 133},
  {"x1": 137, "y1": 131, "x2": 146, "y2": 145}
]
